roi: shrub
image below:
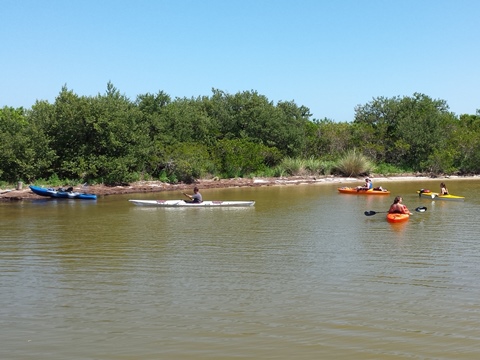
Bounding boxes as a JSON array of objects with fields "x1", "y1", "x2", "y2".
[
  {"x1": 279, "y1": 157, "x2": 305, "y2": 175},
  {"x1": 213, "y1": 139, "x2": 276, "y2": 178},
  {"x1": 334, "y1": 149, "x2": 373, "y2": 177},
  {"x1": 374, "y1": 163, "x2": 410, "y2": 176}
]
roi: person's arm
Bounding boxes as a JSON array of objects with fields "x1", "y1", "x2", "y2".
[{"x1": 183, "y1": 192, "x2": 192, "y2": 200}]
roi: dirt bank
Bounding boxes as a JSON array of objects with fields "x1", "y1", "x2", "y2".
[
  {"x1": 0, "y1": 174, "x2": 475, "y2": 201},
  {"x1": 1, "y1": 176, "x2": 336, "y2": 201}
]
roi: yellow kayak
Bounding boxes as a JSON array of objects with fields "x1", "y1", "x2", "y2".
[{"x1": 417, "y1": 190, "x2": 465, "y2": 201}]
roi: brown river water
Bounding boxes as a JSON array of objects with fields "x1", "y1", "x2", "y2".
[{"x1": 1, "y1": 179, "x2": 480, "y2": 359}]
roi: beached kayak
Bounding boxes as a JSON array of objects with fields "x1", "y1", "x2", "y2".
[
  {"x1": 338, "y1": 187, "x2": 390, "y2": 195},
  {"x1": 30, "y1": 185, "x2": 97, "y2": 200},
  {"x1": 417, "y1": 190, "x2": 465, "y2": 201},
  {"x1": 129, "y1": 199, "x2": 255, "y2": 207},
  {"x1": 386, "y1": 213, "x2": 410, "y2": 223}
]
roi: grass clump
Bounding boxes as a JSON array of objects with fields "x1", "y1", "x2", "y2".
[{"x1": 334, "y1": 149, "x2": 373, "y2": 177}]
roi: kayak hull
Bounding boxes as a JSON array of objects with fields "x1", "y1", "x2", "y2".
[
  {"x1": 338, "y1": 187, "x2": 390, "y2": 195},
  {"x1": 417, "y1": 191, "x2": 464, "y2": 201},
  {"x1": 129, "y1": 199, "x2": 255, "y2": 207},
  {"x1": 386, "y1": 213, "x2": 410, "y2": 223}
]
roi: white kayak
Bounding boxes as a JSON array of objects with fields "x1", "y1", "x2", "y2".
[{"x1": 129, "y1": 199, "x2": 255, "y2": 207}]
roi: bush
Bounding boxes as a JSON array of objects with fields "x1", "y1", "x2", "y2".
[
  {"x1": 278, "y1": 157, "x2": 305, "y2": 175},
  {"x1": 374, "y1": 163, "x2": 410, "y2": 176},
  {"x1": 334, "y1": 149, "x2": 373, "y2": 177},
  {"x1": 213, "y1": 139, "x2": 276, "y2": 178}
]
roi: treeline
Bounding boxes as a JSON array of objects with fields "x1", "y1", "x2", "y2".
[{"x1": 0, "y1": 82, "x2": 479, "y2": 185}]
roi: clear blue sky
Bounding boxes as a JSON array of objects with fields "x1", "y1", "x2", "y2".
[{"x1": 2, "y1": 0, "x2": 479, "y2": 121}]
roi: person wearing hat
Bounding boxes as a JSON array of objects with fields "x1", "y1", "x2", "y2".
[
  {"x1": 356, "y1": 178, "x2": 373, "y2": 191},
  {"x1": 183, "y1": 186, "x2": 203, "y2": 203}
]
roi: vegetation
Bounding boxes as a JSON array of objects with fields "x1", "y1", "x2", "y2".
[
  {"x1": 1, "y1": 83, "x2": 479, "y2": 186},
  {"x1": 334, "y1": 149, "x2": 373, "y2": 177}
]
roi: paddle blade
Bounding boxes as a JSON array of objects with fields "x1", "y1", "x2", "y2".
[
  {"x1": 415, "y1": 206, "x2": 427, "y2": 212},
  {"x1": 364, "y1": 210, "x2": 388, "y2": 216}
]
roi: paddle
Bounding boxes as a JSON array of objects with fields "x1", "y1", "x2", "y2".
[
  {"x1": 418, "y1": 189, "x2": 439, "y2": 199},
  {"x1": 364, "y1": 206, "x2": 427, "y2": 216}
]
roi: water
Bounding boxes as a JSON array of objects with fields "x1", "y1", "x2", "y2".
[{"x1": 1, "y1": 179, "x2": 480, "y2": 359}]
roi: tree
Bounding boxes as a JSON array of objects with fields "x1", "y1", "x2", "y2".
[
  {"x1": 309, "y1": 119, "x2": 353, "y2": 159},
  {"x1": 0, "y1": 106, "x2": 54, "y2": 182},
  {"x1": 205, "y1": 89, "x2": 310, "y2": 157},
  {"x1": 353, "y1": 93, "x2": 457, "y2": 172}
]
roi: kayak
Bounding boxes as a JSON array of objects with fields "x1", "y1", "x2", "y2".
[
  {"x1": 417, "y1": 190, "x2": 465, "y2": 201},
  {"x1": 338, "y1": 187, "x2": 390, "y2": 195},
  {"x1": 129, "y1": 199, "x2": 255, "y2": 207},
  {"x1": 386, "y1": 213, "x2": 410, "y2": 223},
  {"x1": 30, "y1": 185, "x2": 97, "y2": 200}
]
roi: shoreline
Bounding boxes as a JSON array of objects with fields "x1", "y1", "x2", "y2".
[{"x1": 1, "y1": 174, "x2": 479, "y2": 201}]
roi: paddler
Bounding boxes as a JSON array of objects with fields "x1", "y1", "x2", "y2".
[
  {"x1": 388, "y1": 196, "x2": 412, "y2": 215},
  {"x1": 356, "y1": 178, "x2": 373, "y2": 191},
  {"x1": 183, "y1": 186, "x2": 203, "y2": 203},
  {"x1": 440, "y1": 182, "x2": 449, "y2": 195}
]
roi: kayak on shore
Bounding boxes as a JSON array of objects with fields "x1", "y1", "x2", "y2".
[
  {"x1": 29, "y1": 185, "x2": 97, "y2": 200},
  {"x1": 417, "y1": 189, "x2": 465, "y2": 201},
  {"x1": 338, "y1": 187, "x2": 390, "y2": 195}
]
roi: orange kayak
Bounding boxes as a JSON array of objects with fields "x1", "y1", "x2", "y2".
[
  {"x1": 338, "y1": 187, "x2": 390, "y2": 195},
  {"x1": 386, "y1": 213, "x2": 410, "y2": 223}
]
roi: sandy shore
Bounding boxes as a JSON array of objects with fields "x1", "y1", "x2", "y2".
[{"x1": 1, "y1": 174, "x2": 478, "y2": 201}]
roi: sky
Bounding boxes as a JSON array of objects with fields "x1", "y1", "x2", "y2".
[{"x1": 1, "y1": 0, "x2": 479, "y2": 121}]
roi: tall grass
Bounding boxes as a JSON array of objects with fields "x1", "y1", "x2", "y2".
[
  {"x1": 334, "y1": 149, "x2": 373, "y2": 177},
  {"x1": 280, "y1": 157, "x2": 306, "y2": 175}
]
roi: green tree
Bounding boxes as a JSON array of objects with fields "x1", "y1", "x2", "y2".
[
  {"x1": 213, "y1": 138, "x2": 281, "y2": 178},
  {"x1": 82, "y1": 82, "x2": 150, "y2": 184},
  {"x1": 206, "y1": 89, "x2": 309, "y2": 157},
  {"x1": 0, "y1": 106, "x2": 54, "y2": 182},
  {"x1": 353, "y1": 93, "x2": 456, "y2": 172},
  {"x1": 309, "y1": 119, "x2": 353, "y2": 159},
  {"x1": 450, "y1": 113, "x2": 480, "y2": 173}
]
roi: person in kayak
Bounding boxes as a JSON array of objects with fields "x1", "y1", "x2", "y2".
[
  {"x1": 357, "y1": 178, "x2": 373, "y2": 191},
  {"x1": 440, "y1": 182, "x2": 449, "y2": 195},
  {"x1": 183, "y1": 186, "x2": 203, "y2": 203},
  {"x1": 388, "y1": 196, "x2": 412, "y2": 214}
]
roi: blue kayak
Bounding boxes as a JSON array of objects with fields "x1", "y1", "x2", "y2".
[{"x1": 29, "y1": 185, "x2": 97, "y2": 200}]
